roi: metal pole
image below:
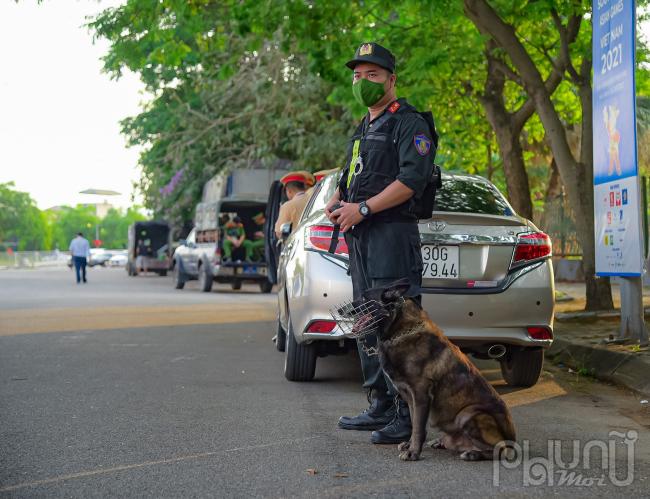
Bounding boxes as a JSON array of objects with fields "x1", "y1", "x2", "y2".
[
  {"x1": 615, "y1": 172, "x2": 649, "y2": 346},
  {"x1": 618, "y1": 276, "x2": 649, "y2": 346}
]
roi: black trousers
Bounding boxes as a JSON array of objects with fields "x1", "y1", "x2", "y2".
[{"x1": 346, "y1": 220, "x2": 422, "y2": 398}]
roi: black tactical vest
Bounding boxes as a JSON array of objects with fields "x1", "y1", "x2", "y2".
[{"x1": 340, "y1": 100, "x2": 419, "y2": 222}]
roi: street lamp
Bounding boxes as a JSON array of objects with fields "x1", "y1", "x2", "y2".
[{"x1": 79, "y1": 189, "x2": 121, "y2": 247}]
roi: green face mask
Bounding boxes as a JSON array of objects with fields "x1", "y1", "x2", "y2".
[{"x1": 352, "y1": 78, "x2": 387, "y2": 107}]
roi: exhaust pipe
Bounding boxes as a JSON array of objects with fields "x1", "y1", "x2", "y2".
[{"x1": 487, "y1": 344, "x2": 507, "y2": 359}]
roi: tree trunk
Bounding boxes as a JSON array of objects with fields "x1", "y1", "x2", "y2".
[
  {"x1": 576, "y1": 64, "x2": 614, "y2": 310},
  {"x1": 464, "y1": 0, "x2": 613, "y2": 310},
  {"x1": 480, "y1": 49, "x2": 533, "y2": 219}
]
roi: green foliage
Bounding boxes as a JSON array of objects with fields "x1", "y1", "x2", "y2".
[
  {"x1": 0, "y1": 182, "x2": 51, "y2": 251},
  {"x1": 89, "y1": 0, "x2": 650, "y2": 227},
  {"x1": 100, "y1": 207, "x2": 147, "y2": 248},
  {"x1": 48, "y1": 205, "x2": 99, "y2": 250}
]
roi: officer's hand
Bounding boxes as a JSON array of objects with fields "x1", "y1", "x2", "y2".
[
  {"x1": 325, "y1": 199, "x2": 340, "y2": 223},
  {"x1": 334, "y1": 201, "x2": 363, "y2": 233}
]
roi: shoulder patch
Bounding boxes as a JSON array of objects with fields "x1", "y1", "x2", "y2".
[
  {"x1": 413, "y1": 133, "x2": 431, "y2": 156},
  {"x1": 388, "y1": 101, "x2": 401, "y2": 113}
]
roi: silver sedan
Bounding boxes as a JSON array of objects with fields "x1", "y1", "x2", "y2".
[{"x1": 275, "y1": 172, "x2": 554, "y2": 387}]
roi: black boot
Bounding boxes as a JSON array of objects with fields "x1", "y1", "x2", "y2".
[
  {"x1": 370, "y1": 398, "x2": 412, "y2": 444},
  {"x1": 338, "y1": 392, "x2": 396, "y2": 431}
]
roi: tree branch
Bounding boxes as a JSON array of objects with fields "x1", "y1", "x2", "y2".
[{"x1": 551, "y1": 8, "x2": 582, "y2": 82}]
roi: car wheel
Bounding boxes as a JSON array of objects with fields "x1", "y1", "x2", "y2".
[
  {"x1": 284, "y1": 317, "x2": 316, "y2": 381},
  {"x1": 276, "y1": 320, "x2": 286, "y2": 352},
  {"x1": 259, "y1": 280, "x2": 273, "y2": 293},
  {"x1": 173, "y1": 263, "x2": 186, "y2": 290},
  {"x1": 231, "y1": 280, "x2": 242, "y2": 291},
  {"x1": 199, "y1": 264, "x2": 213, "y2": 292},
  {"x1": 500, "y1": 348, "x2": 544, "y2": 387}
]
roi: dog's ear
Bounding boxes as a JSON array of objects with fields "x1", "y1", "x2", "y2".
[{"x1": 381, "y1": 279, "x2": 411, "y2": 302}]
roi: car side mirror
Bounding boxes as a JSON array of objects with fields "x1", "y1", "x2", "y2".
[
  {"x1": 179, "y1": 239, "x2": 187, "y2": 246},
  {"x1": 281, "y1": 223, "x2": 292, "y2": 241}
]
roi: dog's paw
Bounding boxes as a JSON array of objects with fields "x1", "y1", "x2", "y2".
[
  {"x1": 399, "y1": 449, "x2": 421, "y2": 461},
  {"x1": 459, "y1": 450, "x2": 483, "y2": 461},
  {"x1": 397, "y1": 441, "x2": 410, "y2": 452},
  {"x1": 428, "y1": 438, "x2": 446, "y2": 450}
]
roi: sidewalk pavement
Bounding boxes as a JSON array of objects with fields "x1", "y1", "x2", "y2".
[{"x1": 550, "y1": 280, "x2": 650, "y2": 397}]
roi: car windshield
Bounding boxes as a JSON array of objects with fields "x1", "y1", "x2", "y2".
[{"x1": 434, "y1": 175, "x2": 514, "y2": 216}]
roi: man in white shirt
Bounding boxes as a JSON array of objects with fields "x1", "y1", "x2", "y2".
[{"x1": 69, "y1": 232, "x2": 91, "y2": 283}]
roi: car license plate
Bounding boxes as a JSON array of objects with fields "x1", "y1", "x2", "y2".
[
  {"x1": 421, "y1": 245, "x2": 459, "y2": 279},
  {"x1": 242, "y1": 265, "x2": 257, "y2": 274}
]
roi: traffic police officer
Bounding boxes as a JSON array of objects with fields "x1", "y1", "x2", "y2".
[
  {"x1": 326, "y1": 42, "x2": 435, "y2": 444},
  {"x1": 274, "y1": 171, "x2": 315, "y2": 238}
]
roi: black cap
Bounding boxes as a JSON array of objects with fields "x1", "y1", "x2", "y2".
[{"x1": 346, "y1": 42, "x2": 396, "y2": 73}]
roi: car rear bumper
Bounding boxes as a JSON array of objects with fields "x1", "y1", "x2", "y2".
[
  {"x1": 138, "y1": 257, "x2": 169, "y2": 270},
  {"x1": 289, "y1": 254, "x2": 554, "y2": 349},
  {"x1": 422, "y1": 260, "x2": 555, "y2": 348},
  {"x1": 210, "y1": 261, "x2": 268, "y2": 281}
]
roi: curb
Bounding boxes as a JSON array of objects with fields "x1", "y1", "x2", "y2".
[
  {"x1": 547, "y1": 338, "x2": 650, "y2": 398},
  {"x1": 555, "y1": 308, "x2": 650, "y2": 322}
]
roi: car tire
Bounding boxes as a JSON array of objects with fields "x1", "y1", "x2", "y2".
[
  {"x1": 276, "y1": 320, "x2": 286, "y2": 352},
  {"x1": 173, "y1": 263, "x2": 186, "y2": 290},
  {"x1": 284, "y1": 317, "x2": 316, "y2": 381},
  {"x1": 500, "y1": 348, "x2": 544, "y2": 387},
  {"x1": 231, "y1": 280, "x2": 242, "y2": 291},
  {"x1": 198, "y1": 263, "x2": 213, "y2": 292},
  {"x1": 259, "y1": 280, "x2": 273, "y2": 293}
]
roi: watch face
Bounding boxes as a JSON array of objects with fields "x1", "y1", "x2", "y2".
[{"x1": 360, "y1": 205, "x2": 369, "y2": 216}]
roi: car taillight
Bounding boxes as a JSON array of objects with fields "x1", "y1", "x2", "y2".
[
  {"x1": 527, "y1": 326, "x2": 553, "y2": 340},
  {"x1": 512, "y1": 232, "x2": 552, "y2": 267},
  {"x1": 306, "y1": 320, "x2": 337, "y2": 333},
  {"x1": 306, "y1": 225, "x2": 348, "y2": 256}
]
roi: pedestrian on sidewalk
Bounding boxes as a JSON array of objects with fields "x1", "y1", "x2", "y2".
[{"x1": 69, "y1": 232, "x2": 90, "y2": 284}]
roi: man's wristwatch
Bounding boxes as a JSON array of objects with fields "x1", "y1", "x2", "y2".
[{"x1": 358, "y1": 201, "x2": 371, "y2": 218}]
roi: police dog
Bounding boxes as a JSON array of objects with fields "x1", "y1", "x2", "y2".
[{"x1": 353, "y1": 279, "x2": 516, "y2": 462}]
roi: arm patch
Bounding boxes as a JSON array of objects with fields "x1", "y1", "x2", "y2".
[{"x1": 413, "y1": 133, "x2": 432, "y2": 156}]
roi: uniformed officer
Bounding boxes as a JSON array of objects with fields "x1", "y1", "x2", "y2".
[
  {"x1": 274, "y1": 171, "x2": 315, "y2": 238},
  {"x1": 326, "y1": 42, "x2": 435, "y2": 444},
  {"x1": 249, "y1": 212, "x2": 266, "y2": 261}
]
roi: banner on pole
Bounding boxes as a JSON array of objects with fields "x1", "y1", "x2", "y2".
[{"x1": 593, "y1": 0, "x2": 643, "y2": 276}]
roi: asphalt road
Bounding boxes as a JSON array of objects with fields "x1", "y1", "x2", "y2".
[{"x1": 1, "y1": 268, "x2": 650, "y2": 498}]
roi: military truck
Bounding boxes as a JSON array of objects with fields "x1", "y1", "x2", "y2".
[{"x1": 171, "y1": 165, "x2": 288, "y2": 292}]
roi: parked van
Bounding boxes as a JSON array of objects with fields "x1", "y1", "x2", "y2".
[{"x1": 127, "y1": 221, "x2": 171, "y2": 276}]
